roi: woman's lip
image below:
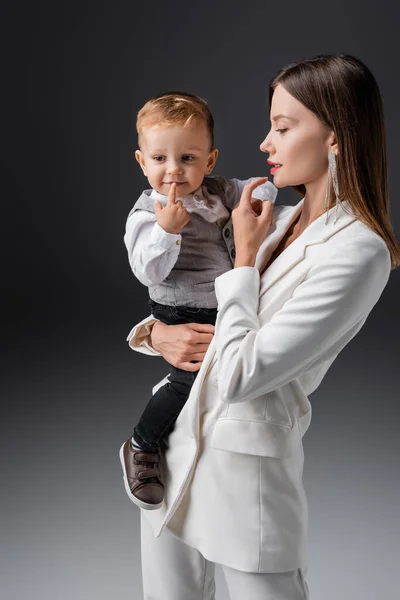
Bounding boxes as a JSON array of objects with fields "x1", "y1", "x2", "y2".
[
  {"x1": 270, "y1": 165, "x2": 282, "y2": 174},
  {"x1": 267, "y1": 160, "x2": 282, "y2": 166}
]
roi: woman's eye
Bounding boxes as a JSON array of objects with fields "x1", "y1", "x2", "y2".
[
  {"x1": 275, "y1": 128, "x2": 288, "y2": 134},
  {"x1": 182, "y1": 155, "x2": 195, "y2": 162}
]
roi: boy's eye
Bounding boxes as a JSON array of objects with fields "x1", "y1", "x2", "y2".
[
  {"x1": 275, "y1": 128, "x2": 288, "y2": 134},
  {"x1": 182, "y1": 155, "x2": 195, "y2": 162},
  {"x1": 153, "y1": 155, "x2": 166, "y2": 162}
]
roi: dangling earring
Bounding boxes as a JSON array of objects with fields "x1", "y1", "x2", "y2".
[
  {"x1": 325, "y1": 151, "x2": 343, "y2": 225},
  {"x1": 324, "y1": 156, "x2": 332, "y2": 225},
  {"x1": 325, "y1": 151, "x2": 353, "y2": 224},
  {"x1": 329, "y1": 151, "x2": 340, "y2": 224}
]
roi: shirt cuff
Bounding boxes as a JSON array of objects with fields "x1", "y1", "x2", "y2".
[
  {"x1": 215, "y1": 267, "x2": 260, "y2": 309},
  {"x1": 251, "y1": 180, "x2": 278, "y2": 202},
  {"x1": 126, "y1": 315, "x2": 162, "y2": 356},
  {"x1": 149, "y1": 221, "x2": 182, "y2": 250}
]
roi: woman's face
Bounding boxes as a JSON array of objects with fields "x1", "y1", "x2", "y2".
[{"x1": 260, "y1": 84, "x2": 336, "y2": 188}]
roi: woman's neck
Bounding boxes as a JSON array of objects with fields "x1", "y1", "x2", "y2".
[{"x1": 296, "y1": 175, "x2": 328, "y2": 234}]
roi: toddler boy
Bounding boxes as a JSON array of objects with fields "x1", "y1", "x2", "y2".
[{"x1": 120, "y1": 91, "x2": 277, "y2": 510}]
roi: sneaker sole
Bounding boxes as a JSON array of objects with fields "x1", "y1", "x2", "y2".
[{"x1": 119, "y1": 443, "x2": 163, "y2": 511}]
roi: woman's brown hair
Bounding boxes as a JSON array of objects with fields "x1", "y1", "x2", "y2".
[{"x1": 269, "y1": 54, "x2": 400, "y2": 269}]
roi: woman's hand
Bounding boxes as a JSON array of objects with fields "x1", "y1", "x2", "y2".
[
  {"x1": 232, "y1": 177, "x2": 274, "y2": 268},
  {"x1": 150, "y1": 321, "x2": 215, "y2": 371}
]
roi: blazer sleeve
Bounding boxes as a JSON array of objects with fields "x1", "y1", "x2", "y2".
[{"x1": 214, "y1": 235, "x2": 391, "y2": 404}]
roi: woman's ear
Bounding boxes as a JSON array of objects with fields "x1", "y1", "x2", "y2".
[
  {"x1": 206, "y1": 148, "x2": 219, "y2": 174},
  {"x1": 327, "y1": 132, "x2": 339, "y2": 156},
  {"x1": 135, "y1": 150, "x2": 147, "y2": 176}
]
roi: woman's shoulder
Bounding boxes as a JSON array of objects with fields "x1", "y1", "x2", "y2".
[
  {"x1": 341, "y1": 217, "x2": 390, "y2": 258},
  {"x1": 275, "y1": 201, "x2": 390, "y2": 260},
  {"x1": 314, "y1": 216, "x2": 391, "y2": 282}
]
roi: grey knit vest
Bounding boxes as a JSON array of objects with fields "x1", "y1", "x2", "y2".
[{"x1": 130, "y1": 178, "x2": 236, "y2": 308}]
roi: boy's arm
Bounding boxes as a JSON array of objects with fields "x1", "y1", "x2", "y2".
[
  {"x1": 211, "y1": 176, "x2": 278, "y2": 211},
  {"x1": 124, "y1": 209, "x2": 182, "y2": 287}
]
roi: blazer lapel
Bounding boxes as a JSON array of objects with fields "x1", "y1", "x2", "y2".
[
  {"x1": 255, "y1": 199, "x2": 304, "y2": 273},
  {"x1": 257, "y1": 198, "x2": 357, "y2": 295}
]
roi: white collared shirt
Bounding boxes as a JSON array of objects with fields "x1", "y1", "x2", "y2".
[{"x1": 124, "y1": 177, "x2": 277, "y2": 288}]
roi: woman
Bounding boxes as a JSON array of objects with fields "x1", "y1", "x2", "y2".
[{"x1": 123, "y1": 54, "x2": 399, "y2": 599}]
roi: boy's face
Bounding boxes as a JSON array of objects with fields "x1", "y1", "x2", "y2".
[{"x1": 135, "y1": 119, "x2": 218, "y2": 197}]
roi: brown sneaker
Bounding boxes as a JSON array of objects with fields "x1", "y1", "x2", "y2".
[{"x1": 119, "y1": 440, "x2": 164, "y2": 510}]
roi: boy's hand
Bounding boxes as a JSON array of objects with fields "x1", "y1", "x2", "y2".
[{"x1": 154, "y1": 183, "x2": 190, "y2": 234}]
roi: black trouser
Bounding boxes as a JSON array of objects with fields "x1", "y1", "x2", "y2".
[{"x1": 133, "y1": 299, "x2": 218, "y2": 452}]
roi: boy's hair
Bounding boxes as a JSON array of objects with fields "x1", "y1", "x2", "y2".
[{"x1": 136, "y1": 91, "x2": 215, "y2": 148}]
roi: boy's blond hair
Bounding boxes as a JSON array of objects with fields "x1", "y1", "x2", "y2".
[{"x1": 137, "y1": 91, "x2": 215, "y2": 148}]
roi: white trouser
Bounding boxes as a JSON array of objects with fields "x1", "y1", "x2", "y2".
[{"x1": 140, "y1": 512, "x2": 310, "y2": 600}]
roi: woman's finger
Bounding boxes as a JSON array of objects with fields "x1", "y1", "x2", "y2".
[
  {"x1": 240, "y1": 177, "x2": 270, "y2": 207},
  {"x1": 259, "y1": 200, "x2": 274, "y2": 226},
  {"x1": 186, "y1": 322, "x2": 215, "y2": 334},
  {"x1": 261, "y1": 199, "x2": 274, "y2": 216},
  {"x1": 184, "y1": 343, "x2": 212, "y2": 354},
  {"x1": 190, "y1": 334, "x2": 214, "y2": 345},
  {"x1": 184, "y1": 331, "x2": 214, "y2": 344},
  {"x1": 186, "y1": 351, "x2": 209, "y2": 361},
  {"x1": 178, "y1": 361, "x2": 203, "y2": 372}
]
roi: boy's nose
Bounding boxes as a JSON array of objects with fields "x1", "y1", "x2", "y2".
[{"x1": 166, "y1": 161, "x2": 183, "y2": 174}]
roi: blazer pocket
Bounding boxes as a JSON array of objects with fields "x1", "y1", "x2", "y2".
[{"x1": 210, "y1": 417, "x2": 295, "y2": 459}]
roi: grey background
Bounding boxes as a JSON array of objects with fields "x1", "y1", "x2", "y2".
[{"x1": 2, "y1": 1, "x2": 399, "y2": 598}]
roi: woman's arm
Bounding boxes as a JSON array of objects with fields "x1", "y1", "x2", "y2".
[
  {"x1": 214, "y1": 237, "x2": 391, "y2": 404},
  {"x1": 213, "y1": 178, "x2": 391, "y2": 404}
]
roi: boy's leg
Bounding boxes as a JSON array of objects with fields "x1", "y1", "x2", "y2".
[
  {"x1": 140, "y1": 511, "x2": 216, "y2": 600},
  {"x1": 121, "y1": 360, "x2": 196, "y2": 511},
  {"x1": 133, "y1": 365, "x2": 196, "y2": 451},
  {"x1": 133, "y1": 300, "x2": 217, "y2": 451},
  {"x1": 120, "y1": 301, "x2": 216, "y2": 510},
  {"x1": 221, "y1": 564, "x2": 309, "y2": 600}
]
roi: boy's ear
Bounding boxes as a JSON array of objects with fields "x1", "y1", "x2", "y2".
[
  {"x1": 135, "y1": 150, "x2": 147, "y2": 176},
  {"x1": 206, "y1": 148, "x2": 219, "y2": 174}
]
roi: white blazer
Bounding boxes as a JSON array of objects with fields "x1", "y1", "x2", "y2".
[{"x1": 126, "y1": 197, "x2": 391, "y2": 573}]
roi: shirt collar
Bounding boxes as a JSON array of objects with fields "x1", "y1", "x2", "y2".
[{"x1": 149, "y1": 185, "x2": 207, "y2": 205}]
